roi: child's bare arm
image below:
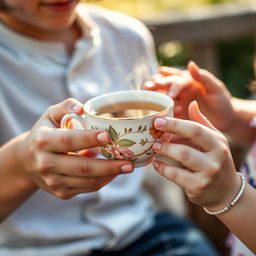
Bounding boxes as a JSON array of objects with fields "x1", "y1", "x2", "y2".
[{"x1": 152, "y1": 101, "x2": 256, "y2": 253}]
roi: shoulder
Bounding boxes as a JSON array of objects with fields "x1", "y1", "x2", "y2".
[{"x1": 77, "y1": 4, "x2": 153, "y2": 44}]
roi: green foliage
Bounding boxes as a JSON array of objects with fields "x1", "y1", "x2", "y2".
[
  {"x1": 157, "y1": 42, "x2": 191, "y2": 68},
  {"x1": 218, "y1": 36, "x2": 255, "y2": 98},
  {"x1": 156, "y1": 36, "x2": 255, "y2": 99}
]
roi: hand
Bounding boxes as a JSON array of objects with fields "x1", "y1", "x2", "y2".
[
  {"x1": 18, "y1": 98, "x2": 134, "y2": 199},
  {"x1": 144, "y1": 61, "x2": 236, "y2": 132},
  {"x1": 152, "y1": 101, "x2": 241, "y2": 210}
]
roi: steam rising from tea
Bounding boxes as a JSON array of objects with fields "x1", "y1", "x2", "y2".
[{"x1": 96, "y1": 57, "x2": 157, "y2": 118}]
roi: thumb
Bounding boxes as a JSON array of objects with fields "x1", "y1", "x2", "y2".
[
  {"x1": 188, "y1": 101, "x2": 217, "y2": 131},
  {"x1": 188, "y1": 61, "x2": 222, "y2": 94},
  {"x1": 45, "y1": 98, "x2": 84, "y2": 128}
]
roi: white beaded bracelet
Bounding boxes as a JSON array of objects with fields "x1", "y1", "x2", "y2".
[{"x1": 203, "y1": 172, "x2": 246, "y2": 215}]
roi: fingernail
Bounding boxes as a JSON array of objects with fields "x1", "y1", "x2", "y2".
[
  {"x1": 153, "y1": 161, "x2": 159, "y2": 169},
  {"x1": 153, "y1": 142, "x2": 162, "y2": 151},
  {"x1": 71, "y1": 104, "x2": 83, "y2": 112},
  {"x1": 97, "y1": 132, "x2": 109, "y2": 143},
  {"x1": 154, "y1": 118, "x2": 166, "y2": 128},
  {"x1": 192, "y1": 61, "x2": 200, "y2": 69},
  {"x1": 121, "y1": 164, "x2": 133, "y2": 173},
  {"x1": 191, "y1": 100, "x2": 200, "y2": 110}
]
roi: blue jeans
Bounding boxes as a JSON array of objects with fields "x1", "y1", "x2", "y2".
[{"x1": 89, "y1": 213, "x2": 220, "y2": 256}]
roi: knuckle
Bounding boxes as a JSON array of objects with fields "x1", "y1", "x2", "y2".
[
  {"x1": 45, "y1": 177, "x2": 61, "y2": 189},
  {"x1": 37, "y1": 157, "x2": 54, "y2": 173},
  {"x1": 219, "y1": 145, "x2": 229, "y2": 159},
  {"x1": 217, "y1": 132, "x2": 227, "y2": 144},
  {"x1": 179, "y1": 148, "x2": 190, "y2": 162},
  {"x1": 169, "y1": 119, "x2": 178, "y2": 131},
  {"x1": 191, "y1": 125, "x2": 203, "y2": 138},
  {"x1": 80, "y1": 161, "x2": 89, "y2": 176},
  {"x1": 209, "y1": 163, "x2": 221, "y2": 176},
  {"x1": 186, "y1": 191, "x2": 197, "y2": 200},
  {"x1": 196, "y1": 179, "x2": 209, "y2": 192},
  {"x1": 54, "y1": 190, "x2": 72, "y2": 200},
  {"x1": 63, "y1": 98, "x2": 76, "y2": 109},
  {"x1": 168, "y1": 168, "x2": 178, "y2": 182},
  {"x1": 47, "y1": 104, "x2": 56, "y2": 113},
  {"x1": 35, "y1": 128, "x2": 50, "y2": 149},
  {"x1": 61, "y1": 133, "x2": 73, "y2": 151},
  {"x1": 210, "y1": 148, "x2": 229, "y2": 174}
]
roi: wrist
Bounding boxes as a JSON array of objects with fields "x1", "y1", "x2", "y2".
[
  {"x1": 203, "y1": 173, "x2": 245, "y2": 215},
  {"x1": 221, "y1": 98, "x2": 240, "y2": 133},
  {"x1": 15, "y1": 133, "x2": 38, "y2": 192}
]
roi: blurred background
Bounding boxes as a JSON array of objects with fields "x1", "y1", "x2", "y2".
[
  {"x1": 86, "y1": 0, "x2": 255, "y2": 254},
  {"x1": 88, "y1": 0, "x2": 256, "y2": 99}
]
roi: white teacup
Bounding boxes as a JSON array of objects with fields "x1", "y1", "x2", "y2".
[{"x1": 61, "y1": 90, "x2": 174, "y2": 167}]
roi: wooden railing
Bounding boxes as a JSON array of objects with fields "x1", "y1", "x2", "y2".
[{"x1": 144, "y1": 1, "x2": 256, "y2": 75}]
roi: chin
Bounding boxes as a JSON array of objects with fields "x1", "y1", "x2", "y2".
[{"x1": 41, "y1": 16, "x2": 77, "y2": 31}]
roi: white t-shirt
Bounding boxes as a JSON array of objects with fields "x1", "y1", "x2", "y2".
[{"x1": 0, "y1": 4, "x2": 158, "y2": 256}]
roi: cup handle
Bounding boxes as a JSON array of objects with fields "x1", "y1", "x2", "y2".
[{"x1": 60, "y1": 113, "x2": 87, "y2": 129}]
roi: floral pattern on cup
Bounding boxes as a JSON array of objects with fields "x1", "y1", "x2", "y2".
[
  {"x1": 149, "y1": 127, "x2": 164, "y2": 139},
  {"x1": 91, "y1": 124, "x2": 162, "y2": 162}
]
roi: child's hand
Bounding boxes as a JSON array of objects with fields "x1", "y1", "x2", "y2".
[
  {"x1": 152, "y1": 101, "x2": 241, "y2": 210},
  {"x1": 144, "y1": 62, "x2": 236, "y2": 133},
  {"x1": 18, "y1": 98, "x2": 134, "y2": 199}
]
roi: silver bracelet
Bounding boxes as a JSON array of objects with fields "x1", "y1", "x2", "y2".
[{"x1": 203, "y1": 172, "x2": 246, "y2": 215}]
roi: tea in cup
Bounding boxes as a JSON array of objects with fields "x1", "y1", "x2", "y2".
[{"x1": 61, "y1": 90, "x2": 174, "y2": 167}]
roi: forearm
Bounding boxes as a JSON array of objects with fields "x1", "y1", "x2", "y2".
[
  {"x1": 216, "y1": 183, "x2": 256, "y2": 253},
  {"x1": 225, "y1": 98, "x2": 256, "y2": 144},
  {"x1": 0, "y1": 133, "x2": 38, "y2": 221}
]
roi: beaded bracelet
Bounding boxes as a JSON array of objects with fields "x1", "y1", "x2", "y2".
[{"x1": 203, "y1": 173, "x2": 246, "y2": 215}]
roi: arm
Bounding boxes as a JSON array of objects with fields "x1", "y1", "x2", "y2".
[
  {"x1": 0, "y1": 98, "x2": 134, "y2": 222},
  {"x1": 227, "y1": 97, "x2": 256, "y2": 143},
  {"x1": 0, "y1": 133, "x2": 37, "y2": 221},
  {"x1": 215, "y1": 182, "x2": 256, "y2": 252},
  {"x1": 152, "y1": 101, "x2": 256, "y2": 252}
]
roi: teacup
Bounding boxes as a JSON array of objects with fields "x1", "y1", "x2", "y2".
[{"x1": 61, "y1": 90, "x2": 174, "y2": 167}]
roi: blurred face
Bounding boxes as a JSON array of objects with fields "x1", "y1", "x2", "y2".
[{"x1": 0, "y1": 0, "x2": 81, "y2": 32}]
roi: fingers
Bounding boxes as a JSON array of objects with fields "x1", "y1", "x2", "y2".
[
  {"x1": 43, "y1": 173, "x2": 116, "y2": 191},
  {"x1": 153, "y1": 161, "x2": 199, "y2": 192},
  {"x1": 34, "y1": 127, "x2": 110, "y2": 153},
  {"x1": 158, "y1": 66, "x2": 184, "y2": 76},
  {"x1": 38, "y1": 153, "x2": 134, "y2": 177},
  {"x1": 44, "y1": 98, "x2": 84, "y2": 128},
  {"x1": 153, "y1": 117, "x2": 219, "y2": 151},
  {"x1": 42, "y1": 174, "x2": 116, "y2": 199},
  {"x1": 188, "y1": 61, "x2": 223, "y2": 94},
  {"x1": 188, "y1": 101, "x2": 218, "y2": 131},
  {"x1": 144, "y1": 74, "x2": 190, "y2": 99},
  {"x1": 153, "y1": 141, "x2": 216, "y2": 172}
]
